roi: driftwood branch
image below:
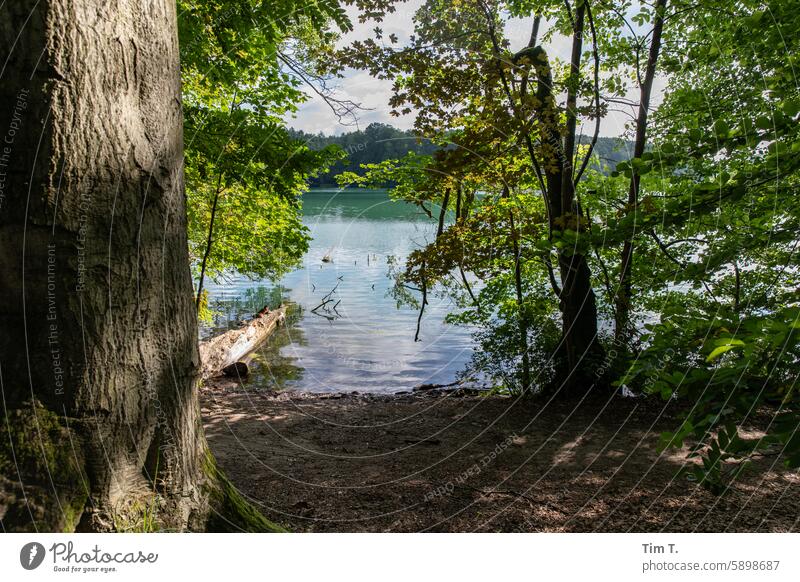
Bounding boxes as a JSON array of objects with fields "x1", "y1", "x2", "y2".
[
  {"x1": 311, "y1": 282, "x2": 342, "y2": 320},
  {"x1": 198, "y1": 305, "x2": 287, "y2": 379}
]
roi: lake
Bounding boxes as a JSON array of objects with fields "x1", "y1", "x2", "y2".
[{"x1": 204, "y1": 189, "x2": 476, "y2": 393}]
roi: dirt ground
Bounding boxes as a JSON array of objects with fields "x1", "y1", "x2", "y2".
[{"x1": 200, "y1": 381, "x2": 800, "y2": 532}]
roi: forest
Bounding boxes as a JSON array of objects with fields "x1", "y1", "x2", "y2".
[
  {"x1": 290, "y1": 123, "x2": 631, "y2": 186},
  {"x1": 0, "y1": 0, "x2": 798, "y2": 534}
]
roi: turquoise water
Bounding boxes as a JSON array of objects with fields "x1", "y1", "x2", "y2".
[{"x1": 204, "y1": 189, "x2": 475, "y2": 393}]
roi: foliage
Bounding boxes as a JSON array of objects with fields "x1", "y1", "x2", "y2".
[
  {"x1": 177, "y1": 0, "x2": 350, "y2": 294},
  {"x1": 173, "y1": 0, "x2": 800, "y2": 496},
  {"x1": 613, "y1": 0, "x2": 800, "y2": 492},
  {"x1": 333, "y1": 0, "x2": 641, "y2": 391},
  {"x1": 334, "y1": 0, "x2": 800, "y2": 494},
  {"x1": 184, "y1": 110, "x2": 341, "y2": 282},
  {"x1": 296, "y1": 124, "x2": 631, "y2": 188}
]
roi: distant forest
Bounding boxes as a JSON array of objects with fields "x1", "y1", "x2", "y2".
[{"x1": 289, "y1": 123, "x2": 633, "y2": 187}]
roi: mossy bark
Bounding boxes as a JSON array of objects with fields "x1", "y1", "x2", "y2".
[
  {"x1": 203, "y1": 452, "x2": 286, "y2": 533},
  {"x1": 0, "y1": 400, "x2": 88, "y2": 532},
  {"x1": 0, "y1": 0, "x2": 279, "y2": 533}
]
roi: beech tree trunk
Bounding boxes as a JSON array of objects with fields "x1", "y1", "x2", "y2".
[{"x1": 0, "y1": 0, "x2": 274, "y2": 532}]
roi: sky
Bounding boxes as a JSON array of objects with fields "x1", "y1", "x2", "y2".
[{"x1": 284, "y1": 2, "x2": 657, "y2": 139}]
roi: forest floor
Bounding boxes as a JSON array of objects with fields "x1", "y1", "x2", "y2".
[{"x1": 200, "y1": 381, "x2": 800, "y2": 532}]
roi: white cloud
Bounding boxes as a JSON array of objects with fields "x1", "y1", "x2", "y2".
[{"x1": 286, "y1": 70, "x2": 415, "y2": 135}]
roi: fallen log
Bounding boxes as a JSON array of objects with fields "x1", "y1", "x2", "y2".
[
  {"x1": 199, "y1": 305, "x2": 286, "y2": 379},
  {"x1": 222, "y1": 361, "x2": 249, "y2": 378}
]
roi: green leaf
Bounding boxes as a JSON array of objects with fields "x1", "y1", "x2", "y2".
[
  {"x1": 713, "y1": 120, "x2": 729, "y2": 137},
  {"x1": 706, "y1": 340, "x2": 745, "y2": 362},
  {"x1": 781, "y1": 98, "x2": 800, "y2": 117},
  {"x1": 755, "y1": 116, "x2": 773, "y2": 130}
]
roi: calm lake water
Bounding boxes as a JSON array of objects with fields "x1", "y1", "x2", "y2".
[{"x1": 204, "y1": 189, "x2": 476, "y2": 393}]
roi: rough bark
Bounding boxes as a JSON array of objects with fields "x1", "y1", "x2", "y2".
[{"x1": 0, "y1": 0, "x2": 277, "y2": 532}]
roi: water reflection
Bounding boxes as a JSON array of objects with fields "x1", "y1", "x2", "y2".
[{"x1": 203, "y1": 189, "x2": 475, "y2": 393}]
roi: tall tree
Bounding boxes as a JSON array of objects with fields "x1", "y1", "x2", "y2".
[
  {"x1": 335, "y1": 0, "x2": 625, "y2": 390},
  {"x1": 614, "y1": 0, "x2": 668, "y2": 343},
  {"x1": 0, "y1": 0, "x2": 278, "y2": 531}
]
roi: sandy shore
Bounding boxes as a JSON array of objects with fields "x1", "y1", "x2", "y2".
[{"x1": 201, "y1": 381, "x2": 799, "y2": 532}]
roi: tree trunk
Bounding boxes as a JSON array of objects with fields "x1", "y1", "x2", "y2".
[
  {"x1": 615, "y1": 0, "x2": 667, "y2": 342},
  {"x1": 195, "y1": 178, "x2": 222, "y2": 309},
  {"x1": 520, "y1": 13, "x2": 604, "y2": 391},
  {"x1": 556, "y1": 251, "x2": 602, "y2": 386},
  {"x1": 552, "y1": 3, "x2": 604, "y2": 388},
  {"x1": 195, "y1": 90, "x2": 236, "y2": 309},
  {"x1": 436, "y1": 187, "x2": 451, "y2": 237},
  {"x1": 509, "y1": 210, "x2": 532, "y2": 393},
  {"x1": 0, "y1": 0, "x2": 278, "y2": 532}
]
